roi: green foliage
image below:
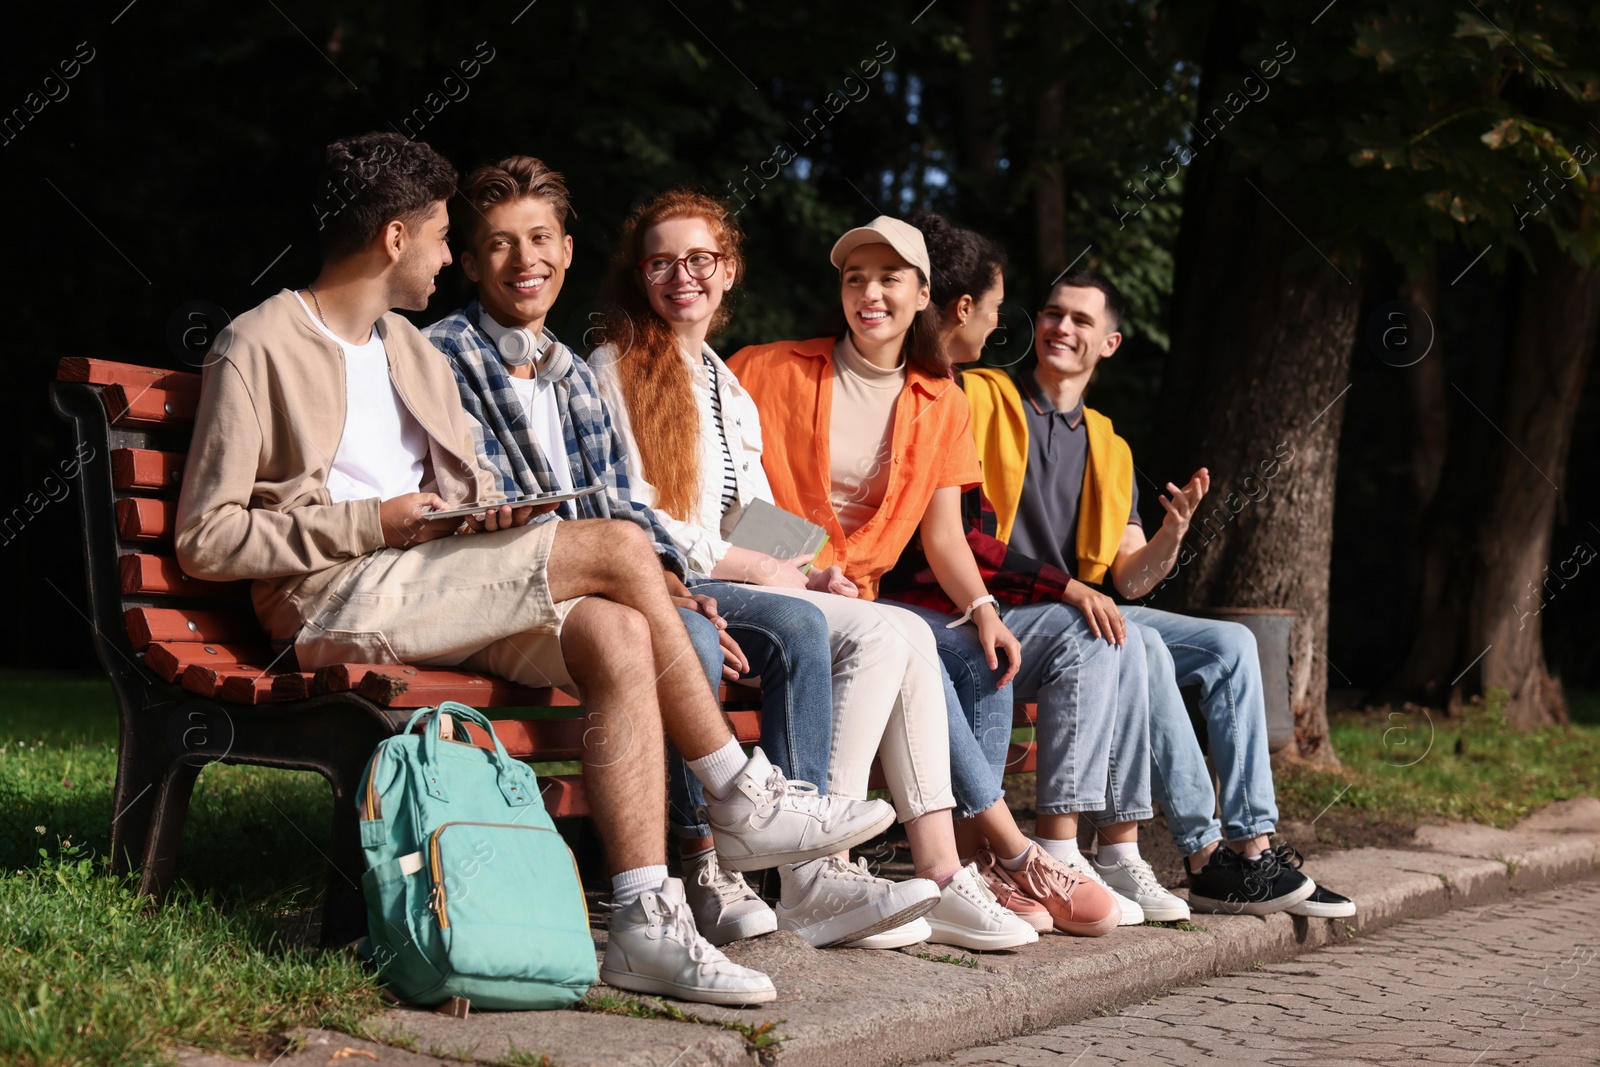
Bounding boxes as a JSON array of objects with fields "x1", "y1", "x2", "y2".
[{"x1": 1215, "y1": 1, "x2": 1600, "y2": 271}]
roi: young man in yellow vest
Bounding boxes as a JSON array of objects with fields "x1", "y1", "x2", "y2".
[{"x1": 891, "y1": 269, "x2": 1351, "y2": 919}]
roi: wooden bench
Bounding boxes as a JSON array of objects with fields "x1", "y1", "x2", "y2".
[{"x1": 51, "y1": 356, "x2": 1040, "y2": 945}]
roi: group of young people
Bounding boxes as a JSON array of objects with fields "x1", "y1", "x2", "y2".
[{"x1": 175, "y1": 132, "x2": 1352, "y2": 1009}]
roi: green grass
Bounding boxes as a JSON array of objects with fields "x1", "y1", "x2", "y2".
[
  {"x1": 916, "y1": 951, "x2": 980, "y2": 968},
  {"x1": 0, "y1": 850, "x2": 381, "y2": 1066},
  {"x1": 1275, "y1": 689, "x2": 1600, "y2": 830},
  {"x1": 3, "y1": 677, "x2": 1594, "y2": 1065},
  {"x1": 0, "y1": 678, "x2": 383, "y2": 1066}
]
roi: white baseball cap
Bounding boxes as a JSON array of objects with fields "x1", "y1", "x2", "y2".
[{"x1": 829, "y1": 215, "x2": 931, "y2": 279}]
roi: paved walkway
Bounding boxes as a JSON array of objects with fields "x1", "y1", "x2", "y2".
[{"x1": 921, "y1": 879, "x2": 1600, "y2": 1067}]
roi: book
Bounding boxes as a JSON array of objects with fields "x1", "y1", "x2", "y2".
[{"x1": 728, "y1": 498, "x2": 829, "y2": 565}]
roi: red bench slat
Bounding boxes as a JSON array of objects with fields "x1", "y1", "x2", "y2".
[
  {"x1": 102, "y1": 383, "x2": 198, "y2": 428},
  {"x1": 181, "y1": 661, "x2": 240, "y2": 698},
  {"x1": 539, "y1": 774, "x2": 586, "y2": 819},
  {"x1": 115, "y1": 498, "x2": 175, "y2": 543},
  {"x1": 179, "y1": 663, "x2": 309, "y2": 705},
  {"x1": 145, "y1": 640, "x2": 270, "y2": 683},
  {"x1": 125, "y1": 607, "x2": 262, "y2": 649},
  {"x1": 720, "y1": 682, "x2": 762, "y2": 708},
  {"x1": 473, "y1": 708, "x2": 763, "y2": 762},
  {"x1": 355, "y1": 668, "x2": 558, "y2": 709},
  {"x1": 1004, "y1": 740, "x2": 1037, "y2": 775},
  {"x1": 112, "y1": 448, "x2": 186, "y2": 492},
  {"x1": 57, "y1": 357, "x2": 199, "y2": 391},
  {"x1": 219, "y1": 672, "x2": 290, "y2": 704},
  {"x1": 120, "y1": 554, "x2": 245, "y2": 597}
]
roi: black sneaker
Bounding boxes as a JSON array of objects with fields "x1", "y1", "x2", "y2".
[
  {"x1": 1264, "y1": 843, "x2": 1357, "y2": 919},
  {"x1": 1287, "y1": 885, "x2": 1356, "y2": 918},
  {"x1": 1186, "y1": 844, "x2": 1315, "y2": 915}
]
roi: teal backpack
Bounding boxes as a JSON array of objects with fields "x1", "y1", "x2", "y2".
[{"x1": 356, "y1": 702, "x2": 598, "y2": 1009}]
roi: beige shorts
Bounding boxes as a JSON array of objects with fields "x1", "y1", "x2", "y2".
[{"x1": 293, "y1": 518, "x2": 583, "y2": 688}]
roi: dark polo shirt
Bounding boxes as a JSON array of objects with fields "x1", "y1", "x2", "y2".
[{"x1": 1007, "y1": 368, "x2": 1140, "y2": 578}]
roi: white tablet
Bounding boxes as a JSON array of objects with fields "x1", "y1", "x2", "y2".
[{"x1": 423, "y1": 485, "x2": 606, "y2": 522}]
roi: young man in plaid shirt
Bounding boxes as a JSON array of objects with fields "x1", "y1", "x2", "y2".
[{"x1": 424, "y1": 155, "x2": 858, "y2": 953}]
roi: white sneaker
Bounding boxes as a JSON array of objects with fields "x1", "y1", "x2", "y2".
[
  {"x1": 1093, "y1": 855, "x2": 1191, "y2": 922},
  {"x1": 775, "y1": 855, "x2": 941, "y2": 948},
  {"x1": 1045, "y1": 846, "x2": 1145, "y2": 925},
  {"x1": 924, "y1": 863, "x2": 1040, "y2": 951},
  {"x1": 704, "y1": 748, "x2": 896, "y2": 872},
  {"x1": 601, "y1": 878, "x2": 776, "y2": 1006},
  {"x1": 848, "y1": 917, "x2": 932, "y2": 949},
  {"x1": 682, "y1": 847, "x2": 778, "y2": 946}
]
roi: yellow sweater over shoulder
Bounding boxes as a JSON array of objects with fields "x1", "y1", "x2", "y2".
[{"x1": 959, "y1": 367, "x2": 1134, "y2": 586}]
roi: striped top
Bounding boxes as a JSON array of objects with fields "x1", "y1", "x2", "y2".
[{"x1": 703, "y1": 352, "x2": 739, "y2": 512}]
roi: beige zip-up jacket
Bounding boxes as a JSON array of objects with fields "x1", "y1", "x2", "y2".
[{"x1": 176, "y1": 289, "x2": 502, "y2": 641}]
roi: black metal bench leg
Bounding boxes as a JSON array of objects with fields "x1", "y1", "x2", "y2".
[
  {"x1": 107, "y1": 724, "x2": 175, "y2": 878},
  {"x1": 138, "y1": 760, "x2": 204, "y2": 899},
  {"x1": 319, "y1": 764, "x2": 370, "y2": 948}
]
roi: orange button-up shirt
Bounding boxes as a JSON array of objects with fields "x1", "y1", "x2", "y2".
[{"x1": 727, "y1": 337, "x2": 982, "y2": 600}]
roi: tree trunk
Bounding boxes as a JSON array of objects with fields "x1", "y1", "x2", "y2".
[
  {"x1": 1463, "y1": 236, "x2": 1597, "y2": 725},
  {"x1": 960, "y1": 0, "x2": 998, "y2": 178},
  {"x1": 1032, "y1": 78, "x2": 1067, "y2": 279},
  {"x1": 1400, "y1": 266, "x2": 1448, "y2": 525},
  {"x1": 1389, "y1": 233, "x2": 1599, "y2": 727},
  {"x1": 1152, "y1": 10, "x2": 1361, "y2": 763},
  {"x1": 1153, "y1": 180, "x2": 1359, "y2": 765},
  {"x1": 1392, "y1": 262, "x2": 1454, "y2": 688}
]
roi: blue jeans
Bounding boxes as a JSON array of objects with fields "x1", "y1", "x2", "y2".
[
  {"x1": 667, "y1": 580, "x2": 835, "y2": 838},
  {"x1": 1123, "y1": 606, "x2": 1278, "y2": 855},
  {"x1": 896, "y1": 601, "x2": 1153, "y2": 824},
  {"x1": 890, "y1": 603, "x2": 1014, "y2": 819}
]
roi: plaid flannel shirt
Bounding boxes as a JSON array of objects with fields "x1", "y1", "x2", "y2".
[
  {"x1": 424, "y1": 303, "x2": 688, "y2": 576},
  {"x1": 879, "y1": 484, "x2": 1074, "y2": 614}
]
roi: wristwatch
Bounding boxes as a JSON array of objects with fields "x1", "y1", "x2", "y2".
[{"x1": 946, "y1": 594, "x2": 999, "y2": 629}]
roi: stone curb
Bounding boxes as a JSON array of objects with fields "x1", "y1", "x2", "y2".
[{"x1": 176, "y1": 800, "x2": 1600, "y2": 1067}]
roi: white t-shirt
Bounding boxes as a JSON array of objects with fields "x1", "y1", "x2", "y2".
[
  {"x1": 479, "y1": 315, "x2": 574, "y2": 494},
  {"x1": 294, "y1": 292, "x2": 428, "y2": 504}
]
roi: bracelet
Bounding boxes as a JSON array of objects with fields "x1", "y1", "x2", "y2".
[{"x1": 946, "y1": 594, "x2": 999, "y2": 628}]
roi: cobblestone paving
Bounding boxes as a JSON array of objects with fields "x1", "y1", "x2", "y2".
[{"x1": 928, "y1": 879, "x2": 1600, "y2": 1067}]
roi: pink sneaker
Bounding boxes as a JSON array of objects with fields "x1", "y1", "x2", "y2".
[
  {"x1": 972, "y1": 850, "x2": 1056, "y2": 934},
  {"x1": 989, "y1": 846, "x2": 1120, "y2": 937}
]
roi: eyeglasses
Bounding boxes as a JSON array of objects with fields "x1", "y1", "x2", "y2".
[{"x1": 638, "y1": 250, "x2": 727, "y2": 283}]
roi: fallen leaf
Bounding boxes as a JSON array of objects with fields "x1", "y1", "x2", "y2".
[{"x1": 330, "y1": 1050, "x2": 380, "y2": 1061}]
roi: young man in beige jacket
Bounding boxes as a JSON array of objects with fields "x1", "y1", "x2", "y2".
[{"x1": 174, "y1": 132, "x2": 892, "y2": 1006}]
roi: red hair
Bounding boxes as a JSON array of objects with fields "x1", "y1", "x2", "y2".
[{"x1": 595, "y1": 191, "x2": 745, "y2": 521}]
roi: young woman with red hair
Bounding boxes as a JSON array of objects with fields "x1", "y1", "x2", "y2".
[{"x1": 595, "y1": 191, "x2": 1110, "y2": 949}]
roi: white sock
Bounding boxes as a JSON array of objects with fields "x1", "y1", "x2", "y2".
[
  {"x1": 689, "y1": 738, "x2": 749, "y2": 799},
  {"x1": 998, "y1": 844, "x2": 1033, "y2": 872},
  {"x1": 611, "y1": 865, "x2": 668, "y2": 908},
  {"x1": 1097, "y1": 842, "x2": 1142, "y2": 866},
  {"x1": 1032, "y1": 836, "x2": 1083, "y2": 866}
]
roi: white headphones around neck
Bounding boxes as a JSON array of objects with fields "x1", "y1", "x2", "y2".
[{"x1": 496, "y1": 326, "x2": 541, "y2": 367}]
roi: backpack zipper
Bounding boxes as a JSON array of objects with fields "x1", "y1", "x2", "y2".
[
  {"x1": 364, "y1": 758, "x2": 382, "y2": 822},
  {"x1": 427, "y1": 820, "x2": 564, "y2": 930}
]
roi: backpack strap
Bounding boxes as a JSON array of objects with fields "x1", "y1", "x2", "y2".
[{"x1": 415, "y1": 702, "x2": 538, "y2": 808}]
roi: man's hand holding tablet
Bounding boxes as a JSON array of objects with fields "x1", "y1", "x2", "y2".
[{"x1": 380, "y1": 486, "x2": 605, "y2": 547}]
